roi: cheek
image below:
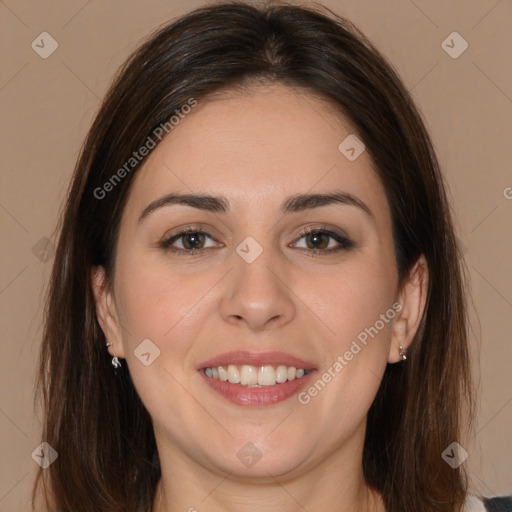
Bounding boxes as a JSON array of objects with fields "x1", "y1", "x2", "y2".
[
  {"x1": 115, "y1": 254, "x2": 214, "y2": 344},
  {"x1": 294, "y1": 267, "x2": 395, "y2": 429},
  {"x1": 113, "y1": 261, "x2": 211, "y2": 420},
  {"x1": 298, "y1": 257, "x2": 396, "y2": 353}
]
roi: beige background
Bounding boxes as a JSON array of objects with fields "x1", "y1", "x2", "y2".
[{"x1": 1, "y1": 0, "x2": 511, "y2": 509}]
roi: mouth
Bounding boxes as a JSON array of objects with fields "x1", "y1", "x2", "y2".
[{"x1": 197, "y1": 351, "x2": 317, "y2": 406}]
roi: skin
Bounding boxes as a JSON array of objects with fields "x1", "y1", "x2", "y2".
[{"x1": 92, "y1": 84, "x2": 428, "y2": 512}]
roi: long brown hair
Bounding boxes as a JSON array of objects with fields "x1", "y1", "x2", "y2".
[{"x1": 33, "y1": 1, "x2": 474, "y2": 510}]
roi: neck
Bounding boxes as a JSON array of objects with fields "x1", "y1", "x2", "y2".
[
  {"x1": 151, "y1": 424, "x2": 385, "y2": 512},
  {"x1": 153, "y1": 477, "x2": 383, "y2": 512}
]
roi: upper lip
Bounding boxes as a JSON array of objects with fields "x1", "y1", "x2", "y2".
[{"x1": 197, "y1": 350, "x2": 317, "y2": 370}]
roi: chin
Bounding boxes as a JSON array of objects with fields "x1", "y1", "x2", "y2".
[{"x1": 202, "y1": 442, "x2": 313, "y2": 481}]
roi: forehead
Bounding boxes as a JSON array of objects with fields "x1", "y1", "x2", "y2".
[{"x1": 123, "y1": 84, "x2": 390, "y2": 225}]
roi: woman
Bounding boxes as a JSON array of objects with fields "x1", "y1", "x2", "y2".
[{"x1": 32, "y1": 1, "x2": 510, "y2": 511}]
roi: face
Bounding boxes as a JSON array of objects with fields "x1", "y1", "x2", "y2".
[{"x1": 93, "y1": 84, "x2": 426, "y2": 481}]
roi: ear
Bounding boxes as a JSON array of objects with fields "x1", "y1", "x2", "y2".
[
  {"x1": 388, "y1": 254, "x2": 429, "y2": 363},
  {"x1": 90, "y1": 266, "x2": 126, "y2": 359}
]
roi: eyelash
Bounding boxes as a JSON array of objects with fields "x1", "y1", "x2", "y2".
[
  {"x1": 294, "y1": 225, "x2": 354, "y2": 256},
  {"x1": 159, "y1": 224, "x2": 354, "y2": 257}
]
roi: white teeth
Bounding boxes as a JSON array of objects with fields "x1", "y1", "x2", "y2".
[
  {"x1": 218, "y1": 366, "x2": 228, "y2": 381},
  {"x1": 240, "y1": 365, "x2": 258, "y2": 386},
  {"x1": 227, "y1": 364, "x2": 240, "y2": 384},
  {"x1": 275, "y1": 365, "x2": 288, "y2": 383},
  {"x1": 204, "y1": 364, "x2": 310, "y2": 386},
  {"x1": 258, "y1": 365, "x2": 276, "y2": 386}
]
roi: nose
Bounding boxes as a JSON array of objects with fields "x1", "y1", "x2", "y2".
[{"x1": 218, "y1": 246, "x2": 296, "y2": 332}]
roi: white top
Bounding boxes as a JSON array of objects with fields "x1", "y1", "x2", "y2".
[{"x1": 464, "y1": 495, "x2": 487, "y2": 512}]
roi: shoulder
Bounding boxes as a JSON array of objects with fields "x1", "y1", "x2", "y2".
[
  {"x1": 464, "y1": 494, "x2": 512, "y2": 512},
  {"x1": 482, "y1": 496, "x2": 512, "y2": 512}
]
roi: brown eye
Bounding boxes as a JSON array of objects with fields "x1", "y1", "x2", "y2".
[
  {"x1": 160, "y1": 227, "x2": 221, "y2": 255},
  {"x1": 180, "y1": 232, "x2": 206, "y2": 250},
  {"x1": 304, "y1": 231, "x2": 331, "y2": 250},
  {"x1": 292, "y1": 227, "x2": 354, "y2": 256}
]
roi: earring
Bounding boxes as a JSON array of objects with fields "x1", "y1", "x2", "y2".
[
  {"x1": 105, "y1": 342, "x2": 122, "y2": 369},
  {"x1": 399, "y1": 345, "x2": 407, "y2": 361}
]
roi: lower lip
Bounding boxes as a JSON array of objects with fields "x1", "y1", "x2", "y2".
[{"x1": 199, "y1": 369, "x2": 316, "y2": 406}]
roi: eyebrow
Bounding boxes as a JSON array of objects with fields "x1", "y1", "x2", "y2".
[{"x1": 138, "y1": 190, "x2": 375, "y2": 223}]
